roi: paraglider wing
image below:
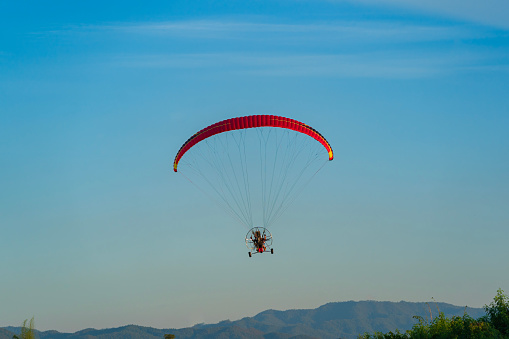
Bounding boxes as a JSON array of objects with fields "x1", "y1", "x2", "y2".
[
  {"x1": 173, "y1": 114, "x2": 333, "y2": 230},
  {"x1": 174, "y1": 115, "x2": 333, "y2": 172}
]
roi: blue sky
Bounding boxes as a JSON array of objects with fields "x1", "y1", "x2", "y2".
[{"x1": 1, "y1": 0, "x2": 508, "y2": 333}]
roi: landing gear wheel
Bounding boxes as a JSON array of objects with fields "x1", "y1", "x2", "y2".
[
  {"x1": 248, "y1": 252, "x2": 252, "y2": 257},
  {"x1": 271, "y1": 248, "x2": 274, "y2": 254}
]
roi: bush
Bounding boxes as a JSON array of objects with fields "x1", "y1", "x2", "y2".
[{"x1": 481, "y1": 288, "x2": 509, "y2": 336}]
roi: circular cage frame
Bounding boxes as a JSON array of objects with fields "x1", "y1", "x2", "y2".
[{"x1": 245, "y1": 227, "x2": 273, "y2": 253}]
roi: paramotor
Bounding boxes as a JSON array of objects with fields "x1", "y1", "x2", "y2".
[{"x1": 173, "y1": 115, "x2": 333, "y2": 256}]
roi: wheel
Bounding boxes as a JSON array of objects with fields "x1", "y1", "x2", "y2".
[
  {"x1": 248, "y1": 252, "x2": 252, "y2": 257},
  {"x1": 271, "y1": 248, "x2": 274, "y2": 254}
]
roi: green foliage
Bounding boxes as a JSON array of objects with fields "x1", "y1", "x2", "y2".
[
  {"x1": 357, "y1": 328, "x2": 408, "y2": 338},
  {"x1": 481, "y1": 288, "x2": 509, "y2": 336},
  {"x1": 164, "y1": 335, "x2": 175, "y2": 339},
  {"x1": 359, "y1": 290, "x2": 509, "y2": 339},
  {"x1": 410, "y1": 312, "x2": 502, "y2": 339},
  {"x1": 359, "y1": 313, "x2": 501, "y2": 338},
  {"x1": 12, "y1": 317, "x2": 35, "y2": 339}
]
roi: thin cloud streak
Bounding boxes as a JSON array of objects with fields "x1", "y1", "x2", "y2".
[
  {"x1": 20, "y1": 19, "x2": 508, "y2": 79},
  {"x1": 60, "y1": 19, "x2": 487, "y2": 44},
  {"x1": 343, "y1": 0, "x2": 509, "y2": 30},
  {"x1": 110, "y1": 50, "x2": 507, "y2": 79}
]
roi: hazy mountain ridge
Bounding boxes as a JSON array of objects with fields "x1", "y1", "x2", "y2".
[
  {"x1": 195, "y1": 300, "x2": 485, "y2": 338},
  {"x1": 2, "y1": 300, "x2": 485, "y2": 339},
  {"x1": 0, "y1": 328, "x2": 17, "y2": 339}
]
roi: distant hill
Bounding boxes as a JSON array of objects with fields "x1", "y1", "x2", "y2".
[
  {"x1": 189, "y1": 301, "x2": 485, "y2": 339},
  {"x1": 2, "y1": 300, "x2": 485, "y2": 339},
  {"x1": 0, "y1": 328, "x2": 16, "y2": 339}
]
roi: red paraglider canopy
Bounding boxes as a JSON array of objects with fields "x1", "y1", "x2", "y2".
[{"x1": 173, "y1": 115, "x2": 333, "y2": 172}]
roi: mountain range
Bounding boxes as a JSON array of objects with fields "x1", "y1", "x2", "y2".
[{"x1": 2, "y1": 300, "x2": 486, "y2": 339}]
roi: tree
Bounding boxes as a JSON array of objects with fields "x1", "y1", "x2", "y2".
[
  {"x1": 12, "y1": 317, "x2": 35, "y2": 339},
  {"x1": 164, "y1": 334, "x2": 176, "y2": 339},
  {"x1": 482, "y1": 288, "x2": 509, "y2": 336}
]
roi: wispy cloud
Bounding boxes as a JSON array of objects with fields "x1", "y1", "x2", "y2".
[
  {"x1": 83, "y1": 19, "x2": 485, "y2": 44},
  {"x1": 344, "y1": 0, "x2": 509, "y2": 30},
  {"x1": 30, "y1": 18, "x2": 509, "y2": 79},
  {"x1": 110, "y1": 50, "x2": 508, "y2": 79}
]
